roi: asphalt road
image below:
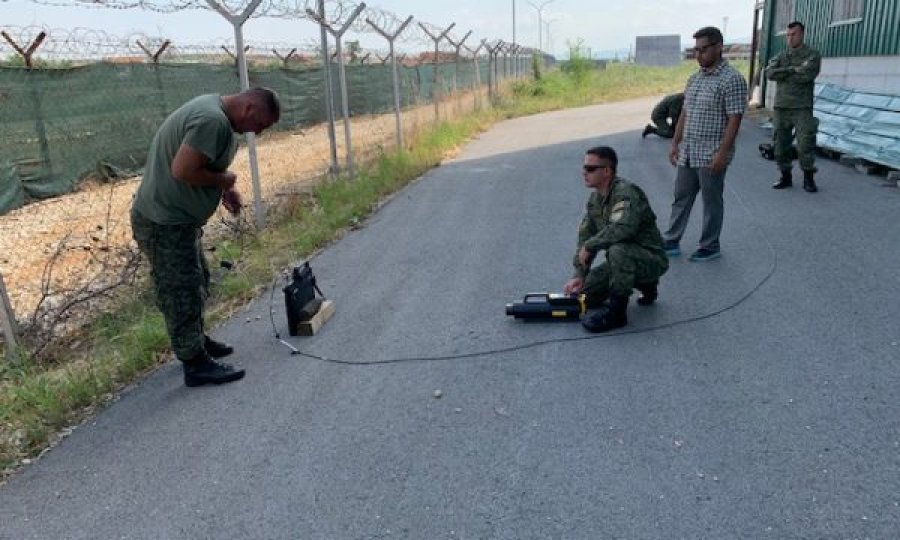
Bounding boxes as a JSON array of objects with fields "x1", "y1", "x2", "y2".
[{"x1": 2, "y1": 96, "x2": 899, "y2": 539}]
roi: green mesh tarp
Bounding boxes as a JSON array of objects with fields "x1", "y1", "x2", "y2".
[
  {"x1": 0, "y1": 161, "x2": 25, "y2": 215},
  {"x1": 0, "y1": 63, "x2": 247, "y2": 208},
  {"x1": 0, "y1": 59, "x2": 490, "y2": 215},
  {"x1": 813, "y1": 83, "x2": 900, "y2": 169}
]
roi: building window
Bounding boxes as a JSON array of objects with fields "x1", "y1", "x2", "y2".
[
  {"x1": 774, "y1": 0, "x2": 795, "y2": 33},
  {"x1": 832, "y1": 0, "x2": 865, "y2": 23}
]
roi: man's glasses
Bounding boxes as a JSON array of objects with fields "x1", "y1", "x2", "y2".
[
  {"x1": 693, "y1": 41, "x2": 720, "y2": 55},
  {"x1": 583, "y1": 164, "x2": 610, "y2": 173}
]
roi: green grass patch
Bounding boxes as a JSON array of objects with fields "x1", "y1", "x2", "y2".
[{"x1": 504, "y1": 60, "x2": 749, "y2": 117}]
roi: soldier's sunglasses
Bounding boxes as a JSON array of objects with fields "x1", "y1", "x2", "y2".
[{"x1": 583, "y1": 164, "x2": 610, "y2": 172}]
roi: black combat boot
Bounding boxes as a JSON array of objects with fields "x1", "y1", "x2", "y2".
[
  {"x1": 641, "y1": 124, "x2": 657, "y2": 138},
  {"x1": 635, "y1": 281, "x2": 658, "y2": 306},
  {"x1": 582, "y1": 294, "x2": 629, "y2": 333},
  {"x1": 583, "y1": 293, "x2": 608, "y2": 310},
  {"x1": 183, "y1": 350, "x2": 245, "y2": 387},
  {"x1": 802, "y1": 170, "x2": 818, "y2": 192},
  {"x1": 204, "y1": 335, "x2": 234, "y2": 358},
  {"x1": 772, "y1": 168, "x2": 792, "y2": 189}
]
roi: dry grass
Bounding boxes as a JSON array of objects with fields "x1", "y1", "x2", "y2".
[{"x1": 0, "y1": 89, "x2": 489, "y2": 324}]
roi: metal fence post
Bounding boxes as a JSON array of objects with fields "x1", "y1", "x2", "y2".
[
  {"x1": 486, "y1": 40, "x2": 504, "y2": 104},
  {"x1": 0, "y1": 272, "x2": 18, "y2": 356},
  {"x1": 464, "y1": 42, "x2": 485, "y2": 111},
  {"x1": 137, "y1": 39, "x2": 172, "y2": 121},
  {"x1": 307, "y1": 3, "x2": 367, "y2": 177},
  {"x1": 445, "y1": 30, "x2": 472, "y2": 96},
  {"x1": 2, "y1": 31, "x2": 53, "y2": 182},
  {"x1": 316, "y1": 0, "x2": 340, "y2": 176},
  {"x1": 366, "y1": 15, "x2": 414, "y2": 151},
  {"x1": 205, "y1": 0, "x2": 267, "y2": 230},
  {"x1": 418, "y1": 22, "x2": 456, "y2": 122}
]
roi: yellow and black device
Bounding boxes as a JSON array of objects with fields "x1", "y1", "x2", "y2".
[{"x1": 505, "y1": 293, "x2": 587, "y2": 321}]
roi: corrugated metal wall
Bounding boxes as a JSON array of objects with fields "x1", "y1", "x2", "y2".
[{"x1": 763, "y1": 0, "x2": 900, "y2": 59}]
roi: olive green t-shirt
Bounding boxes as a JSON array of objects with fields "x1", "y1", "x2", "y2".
[{"x1": 132, "y1": 94, "x2": 237, "y2": 225}]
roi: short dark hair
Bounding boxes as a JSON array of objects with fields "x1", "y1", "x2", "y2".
[
  {"x1": 693, "y1": 26, "x2": 723, "y2": 45},
  {"x1": 246, "y1": 87, "x2": 281, "y2": 123},
  {"x1": 787, "y1": 21, "x2": 805, "y2": 32},
  {"x1": 586, "y1": 146, "x2": 618, "y2": 173}
]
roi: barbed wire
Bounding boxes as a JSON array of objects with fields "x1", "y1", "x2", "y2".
[
  {"x1": 10, "y1": 0, "x2": 525, "y2": 63},
  {"x1": 28, "y1": 0, "x2": 404, "y2": 26},
  {"x1": 0, "y1": 25, "x2": 150, "y2": 60},
  {"x1": 0, "y1": 26, "x2": 489, "y2": 65},
  {"x1": 22, "y1": 0, "x2": 470, "y2": 48},
  {"x1": 28, "y1": 0, "x2": 233, "y2": 13},
  {"x1": 0, "y1": 25, "x2": 430, "y2": 63},
  {"x1": 24, "y1": 0, "x2": 312, "y2": 17},
  {"x1": 0, "y1": 30, "x2": 492, "y2": 69}
]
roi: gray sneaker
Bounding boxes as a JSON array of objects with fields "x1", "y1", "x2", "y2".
[
  {"x1": 689, "y1": 248, "x2": 721, "y2": 262},
  {"x1": 662, "y1": 240, "x2": 681, "y2": 257}
]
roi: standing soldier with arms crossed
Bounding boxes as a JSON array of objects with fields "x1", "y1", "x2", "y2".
[{"x1": 765, "y1": 21, "x2": 822, "y2": 192}]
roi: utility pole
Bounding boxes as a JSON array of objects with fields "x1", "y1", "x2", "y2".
[
  {"x1": 512, "y1": 0, "x2": 516, "y2": 47},
  {"x1": 544, "y1": 18, "x2": 558, "y2": 55},
  {"x1": 527, "y1": 0, "x2": 556, "y2": 54}
]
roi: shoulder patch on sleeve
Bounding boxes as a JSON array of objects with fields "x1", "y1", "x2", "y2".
[{"x1": 610, "y1": 199, "x2": 631, "y2": 223}]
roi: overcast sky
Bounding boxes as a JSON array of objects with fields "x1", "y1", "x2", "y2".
[{"x1": 3, "y1": 0, "x2": 757, "y2": 58}]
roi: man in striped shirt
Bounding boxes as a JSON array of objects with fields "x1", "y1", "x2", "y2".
[{"x1": 661, "y1": 26, "x2": 748, "y2": 262}]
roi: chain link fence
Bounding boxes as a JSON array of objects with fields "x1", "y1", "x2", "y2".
[
  {"x1": 0, "y1": 27, "x2": 498, "y2": 212},
  {"x1": 0, "y1": 18, "x2": 532, "y2": 357}
]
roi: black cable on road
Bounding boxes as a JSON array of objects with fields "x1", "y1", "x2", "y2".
[{"x1": 269, "y1": 174, "x2": 777, "y2": 366}]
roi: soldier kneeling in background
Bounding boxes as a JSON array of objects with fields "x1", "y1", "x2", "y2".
[{"x1": 642, "y1": 93, "x2": 684, "y2": 139}]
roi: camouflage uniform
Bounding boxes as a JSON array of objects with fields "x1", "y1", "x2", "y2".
[
  {"x1": 650, "y1": 93, "x2": 684, "y2": 138},
  {"x1": 765, "y1": 44, "x2": 821, "y2": 172},
  {"x1": 131, "y1": 95, "x2": 237, "y2": 361},
  {"x1": 573, "y1": 177, "x2": 668, "y2": 305},
  {"x1": 131, "y1": 210, "x2": 211, "y2": 360}
]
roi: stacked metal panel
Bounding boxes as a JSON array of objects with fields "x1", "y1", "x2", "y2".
[{"x1": 814, "y1": 82, "x2": 900, "y2": 169}]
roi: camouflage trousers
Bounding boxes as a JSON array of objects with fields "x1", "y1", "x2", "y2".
[
  {"x1": 131, "y1": 209, "x2": 210, "y2": 361},
  {"x1": 650, "y1": 110, "x2": 676, "y2": 138},
  {"x1": 774, "y1": 107, "x2": 818, "y2": 172},
  {"x1": 583, "y1": 243, "x2": 669, "y2": 303}
]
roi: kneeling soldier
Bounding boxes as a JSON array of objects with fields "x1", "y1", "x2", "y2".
[{"x1": 563, "y1": 146, "x2": 669, "y2": 332}]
